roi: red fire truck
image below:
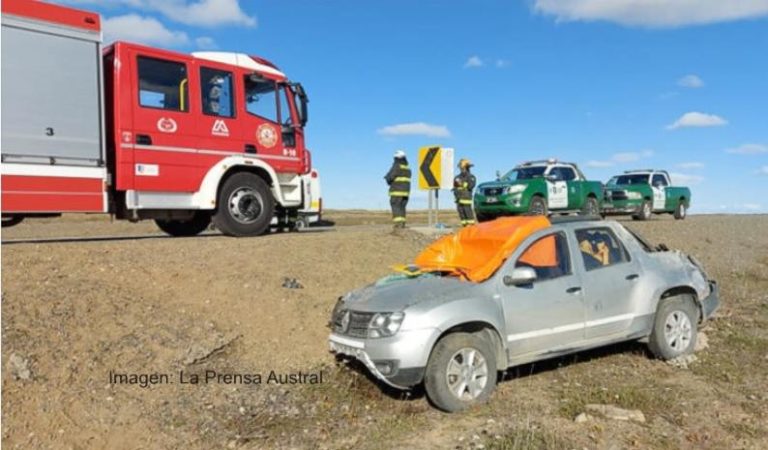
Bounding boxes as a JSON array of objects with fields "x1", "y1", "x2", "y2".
[{"x1": 1, "y1": 0, "x2": 312, "y2": 237}]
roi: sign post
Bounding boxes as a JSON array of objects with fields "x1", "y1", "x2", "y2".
[{"x1": 418, "y1": 146, "x2": 454, "y2": 228}]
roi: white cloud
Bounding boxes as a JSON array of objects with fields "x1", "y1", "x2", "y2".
[
  {"x1": 742, "y1": 203, "x2": 763, "y2": 211},
  {"x1": 757, "y1": 166, "x2": 768, "y2": 176},
  {"x1": 103, "y1": 14, "x2": 189, "y2": 46},
  {"x1": 377, "y1": 122, "x2": 451, "y2": 138},
  {"x1": 669, "y1": 172, "x2": 705, "y2": 185},
  {"x1": 464, "y1": 56, "x2": 484, "y2": 68},
  {"x1": 587, "y1": 150, "x2": 653, "y2": 167},
  {"x1": 533, "y1": 0, "x2": 768, "y2": 27},
  {"x1": 195, "y1": 36, "x2": 217, "y2": 49},
  {"x1": 726, "y1": 143, "x2": 768, "y2": 154},
  {"x1": 677, "y1": 162, "x2": 705, "y2": 169},
  {"x1": 678, "y1": 74, "x2": 704, "y2": 88},
  {"x1": 74, "y1": 0, "x2": 256, "y2": 27},
  {"x1": 666, "y1": 112, "x2": 728, "y2": 130}
]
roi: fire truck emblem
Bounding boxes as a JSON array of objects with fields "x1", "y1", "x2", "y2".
[
  {"x1": 157, "y1": 117, "x2": 178, "y2": 133},
  {"x1": 256, "y1": 124, "x2": 278, "y2": 148},
  {"x1": 211, "y1": 119, "x2": 230, "y2": 137}
]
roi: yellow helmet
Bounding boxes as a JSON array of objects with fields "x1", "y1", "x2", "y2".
[{"x1": 458, "y1": 158, "x2": 473, "y2": 169}]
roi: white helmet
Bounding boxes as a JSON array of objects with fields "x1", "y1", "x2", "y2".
[{"x1": 393, "y1": 150, "x2": 406, "y2": 159}]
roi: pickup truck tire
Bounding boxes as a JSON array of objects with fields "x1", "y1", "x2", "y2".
[
  {"x1": 674, "y1": 201, "x2": 687, "y2": 220},
  {"x1": 214, "y1": 172, "x2": 275, "y2": 237},
  {"x1": 581, "y1": 197, "x2": 600, "y2": 217},
  {"x1": 155, "y1": 211, "x2": 211, "y2": 237},
  {"x1": 633, "y1": 200, "x2": 652, "y2": 221},
  {"x1": 424, "y1": 332, "x2": 497, "y2": 413},
  {"x1": 528, "y1": 195, "x2": 548, "y2": 216},
  {"x1": 648, "y1": 294, "x2": 698, "y2": 360}
]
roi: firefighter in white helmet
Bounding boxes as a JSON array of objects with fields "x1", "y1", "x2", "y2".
[
  {"x1": 384, "y1": 150, "x2": 411, "y2": 228},
  {"x1": 453, "y1": 158, "x2": 477, "y2": 226}
]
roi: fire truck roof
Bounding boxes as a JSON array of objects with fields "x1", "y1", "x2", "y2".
[{"x1": 192, "y1": 52, "x2": 285, "y2": 78}]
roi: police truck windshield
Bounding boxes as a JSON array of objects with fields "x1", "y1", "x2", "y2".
[
  {"x1": 503, "y1": 166, "x2": 547, "y2": 181},
  {"x1": 615, "y1": 174, "x2": 650, "y2": 185}
]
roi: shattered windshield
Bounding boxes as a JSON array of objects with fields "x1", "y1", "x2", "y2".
[{"x1": 503, "y1": 166, "x2": 546, "y2": 181}]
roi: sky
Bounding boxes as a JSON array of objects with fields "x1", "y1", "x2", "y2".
[{"x1": 61, "y1": 0, "x2": 768, "y2": 213}]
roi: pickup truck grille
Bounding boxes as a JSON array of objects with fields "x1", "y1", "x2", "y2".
[
  {"x1": 483, "y1": 187, "x2": 503, "y2": 196},
  {"x1": 609, "y1": 190, "x2": 628, "y2": 201},
  {"x1": 332, "y1": 310, "x2": 374, "y2": 338}
]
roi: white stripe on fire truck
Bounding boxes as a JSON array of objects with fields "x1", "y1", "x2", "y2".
[
  {"x1": 121, "y1": 143, "x2": 301, "y2": 161},
  {"x1": 0, "y1": 164, "x2": 107, "y2": 179}
]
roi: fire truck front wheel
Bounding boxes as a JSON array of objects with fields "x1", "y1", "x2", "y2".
[
  {"x1": 155, "y1": 211, "x2": 211, "y2": 237},
  {"x1": 214, "y1": 172, "x2": 275, "y2": 237}
]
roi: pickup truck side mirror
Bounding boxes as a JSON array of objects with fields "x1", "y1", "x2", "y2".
[{"x1": 503, "y1": 267, "x2": 537, "y2": 286}]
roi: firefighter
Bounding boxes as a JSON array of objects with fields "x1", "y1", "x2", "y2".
[
  {"x1": 453, "y1": 158, "x2": 477, "y2": 226},
  {"x1": 384, "y1": 150, "x2": 411, "y2": 228}
]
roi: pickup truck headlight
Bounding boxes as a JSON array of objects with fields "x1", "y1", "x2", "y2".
[
  {"x1": 368, "y1": 312, "x2": 405, "y2": 338},
  {"x1": 627, "y1": 191, "x2": 642, "y2": 200},
  {"x1": 506, "y1": 185, "x2": 526, "y2": 194}
]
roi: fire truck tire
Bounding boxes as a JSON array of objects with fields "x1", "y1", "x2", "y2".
[
  {"x1": 214, "y1": 172, "x2": 275, "y2": 237},
  {"x1": 1, "y1": 215, "x2": 25, "y2": 228},
  {"x1": 155, "y1": 211, "x2": 211, "y2": 237}
]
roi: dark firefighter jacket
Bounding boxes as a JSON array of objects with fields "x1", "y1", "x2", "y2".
[
  {"x1": 385, "y1": 159, "x2": 411, "y2": 197},
  {"x1": 453, "y1": 171, "x2": 476, "y2": 204}
]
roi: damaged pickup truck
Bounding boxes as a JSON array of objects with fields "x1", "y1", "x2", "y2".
[{"x1": 328, "y1": 216, "x2": 719, "y2": 412}]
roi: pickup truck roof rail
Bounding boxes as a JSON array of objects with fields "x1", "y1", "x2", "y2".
[
  {"x1": 623, "y1": 169, "x2": 670, "y2": 176},
  {"x1": 520, "y1": 159, "x2": 576, "y2": 167}
]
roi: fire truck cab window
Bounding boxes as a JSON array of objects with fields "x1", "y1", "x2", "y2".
[
  {"x1": 244, "y1": 76, "x2": 278, "y2": 123},
  {"x1": 200, "y1": 67, "x2": 234, "y2": 118},
  {"x1": 137, "y1": 57, "x2": 188, "y2": 112}
]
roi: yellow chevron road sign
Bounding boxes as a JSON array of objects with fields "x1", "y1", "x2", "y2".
[{"x1": 418, "y1": 146, "x2": 454, "y2": 190}]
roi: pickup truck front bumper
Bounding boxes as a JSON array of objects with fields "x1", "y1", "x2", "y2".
[
  {"x1": 700, "y1": 280, "x2": 720, "y2": 322},
  {"x1": 602, "y1": 200, "x2": 642, "y2": 215},
  {"x1": 328, "y1": 329, "x2": 437, "y2": 390}
]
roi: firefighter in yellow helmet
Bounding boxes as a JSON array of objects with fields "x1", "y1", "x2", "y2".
[
  {"x1": 453, "y1": 158, "x2": 477, "y2": 226},
  {"x1": 384, "y1": 150, "x2": 411, "y2": 228}
]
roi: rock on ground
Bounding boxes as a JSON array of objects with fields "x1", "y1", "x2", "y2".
[{"x1": 585, "y1": 404, "x2": 646, "y2": 423}]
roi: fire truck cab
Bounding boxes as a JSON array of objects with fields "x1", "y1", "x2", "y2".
[{"x1": 1, "y1": 0, "x2": 311, "y2": 237}]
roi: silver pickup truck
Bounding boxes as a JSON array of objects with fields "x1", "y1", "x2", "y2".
[{"x1": 328, "y1": 217, "x2": 719, "y2": 412}]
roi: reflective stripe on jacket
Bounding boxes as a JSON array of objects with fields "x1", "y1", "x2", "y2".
[
  {"x1": 453, "y1": 171, "x2": 476, "y2": 203},
  {"x1": 385, "y1": 160, "x2": 412, "y2": 197}
]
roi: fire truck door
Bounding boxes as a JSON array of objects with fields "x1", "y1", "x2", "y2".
[
  {"x1": 240, "y1": 74, "x2": 292, "y2": 171},
  {"x1": 129, "y1": 52, "x2": 200, "y2": 192}
]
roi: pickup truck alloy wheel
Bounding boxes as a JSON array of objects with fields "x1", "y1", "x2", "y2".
[
  {"x1": 674, "y1": 202, "x2": 687, "y2": 220},
  {"x1": 425, "y1": 332, "x2": 497, "y2": 412},
  {"x1": 634, "y1": 200, "x2": 652, "y2": 221},
  {"x1": 648, "y1": 294, "x2": 698, "y2": 360},
  {"x1": 446, "y1": 348, "x2": 489, "y2": 400},
  {"x1": 528, "y1": 196, "x2": 548, "y2": 216},
  {"x1": 664, "y1": 310, "x2": 692, "y2": 352},
  {"x1": 582, "y1": 197, "x2": 599, "y2": 216},
  {"x1": 214, "y1": 172, "x2": 275, "y2": 236}
]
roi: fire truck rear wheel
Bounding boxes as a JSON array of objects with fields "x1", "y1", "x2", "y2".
[
  {"x1": 155, "y1": 211, "x2": 211, "y2": 237},
  {"x1": 214, "y1": 172, "x2": 275, "y2": 237}
]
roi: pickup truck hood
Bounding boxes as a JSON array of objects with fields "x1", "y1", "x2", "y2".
[
  {"x1": 342, "y1": 276, "x2": 476, "y2": 313},
  {"x1": 477, "y1": 180, "x2": 528, "y2": 190}
]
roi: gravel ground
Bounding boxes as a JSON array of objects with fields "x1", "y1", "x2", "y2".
[{"x1": 2, "y1": 213, "x2": 767, "y2": 449}]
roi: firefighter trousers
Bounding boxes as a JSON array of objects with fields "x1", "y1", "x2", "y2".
[
  {"x1": 456, "y1": 202, "x2": 475, "y2": 226},
  {"x1": 390, "y1": 196, "x2": 409, "y2": 226}
]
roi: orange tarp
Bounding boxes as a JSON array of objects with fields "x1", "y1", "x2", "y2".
[{"x1": 414, "y1": 216, "x2": 551, "y2": 282}]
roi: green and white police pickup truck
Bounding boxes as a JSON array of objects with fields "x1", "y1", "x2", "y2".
[
  {"x1": 473, "y1": 160, "x2": 603, "y2": 221},
  {"x1": 603, "y1": 170, "x2": 691, "y2": 220}
]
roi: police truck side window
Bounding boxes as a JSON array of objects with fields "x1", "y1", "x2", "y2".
[
  {"x1": 560, "y1": 167, "x2": 577, "y2": 181},
  {"x1": 244, "y1": 76, "x2": 278, "y2": 123},
  {"x1": 137, "y1": 57, "x2": 188, "y2": 112},
  {"x1": 200, "y1": 67, "x2": 234, "y2": 118}
]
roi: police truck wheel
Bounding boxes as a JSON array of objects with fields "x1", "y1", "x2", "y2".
[
  {"x1": 424, "y1": 332, "x2": 497, "y2": 413},
  {"x1": 581, "y1": 197, "x2": 600, "y2": 217},
  {"x1": 633, "y1": 200, "x2": 652, "y2": 221},
  {"x1": 648, "y1": 295, "x2": 699, "y2": 360},
  {"x1": 214, "y1": 172, "x2": 274, "y2": 237},
  {"x1": 674, "y1": 201, "x2": 687, "y2": 220},
  {"x1": 528, "y1": 195, "x2": 548, "y2": 216},
  {"x1": 155, "y1": 211, "x2": 211, "y2": 237}
]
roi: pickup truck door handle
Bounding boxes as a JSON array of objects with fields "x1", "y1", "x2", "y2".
[
  {"x1": 244, "y1": 144, "x2": 257, "y2": 154},
  {"x1": 136, "y1": 134, "x2": 152, "y2": 145},
  {"x1": 566, "y1": 286, "x2": 582, "y2": 294},
  {"x1": 626, "y1": 274, "x2": 640, "y2": 281}
]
